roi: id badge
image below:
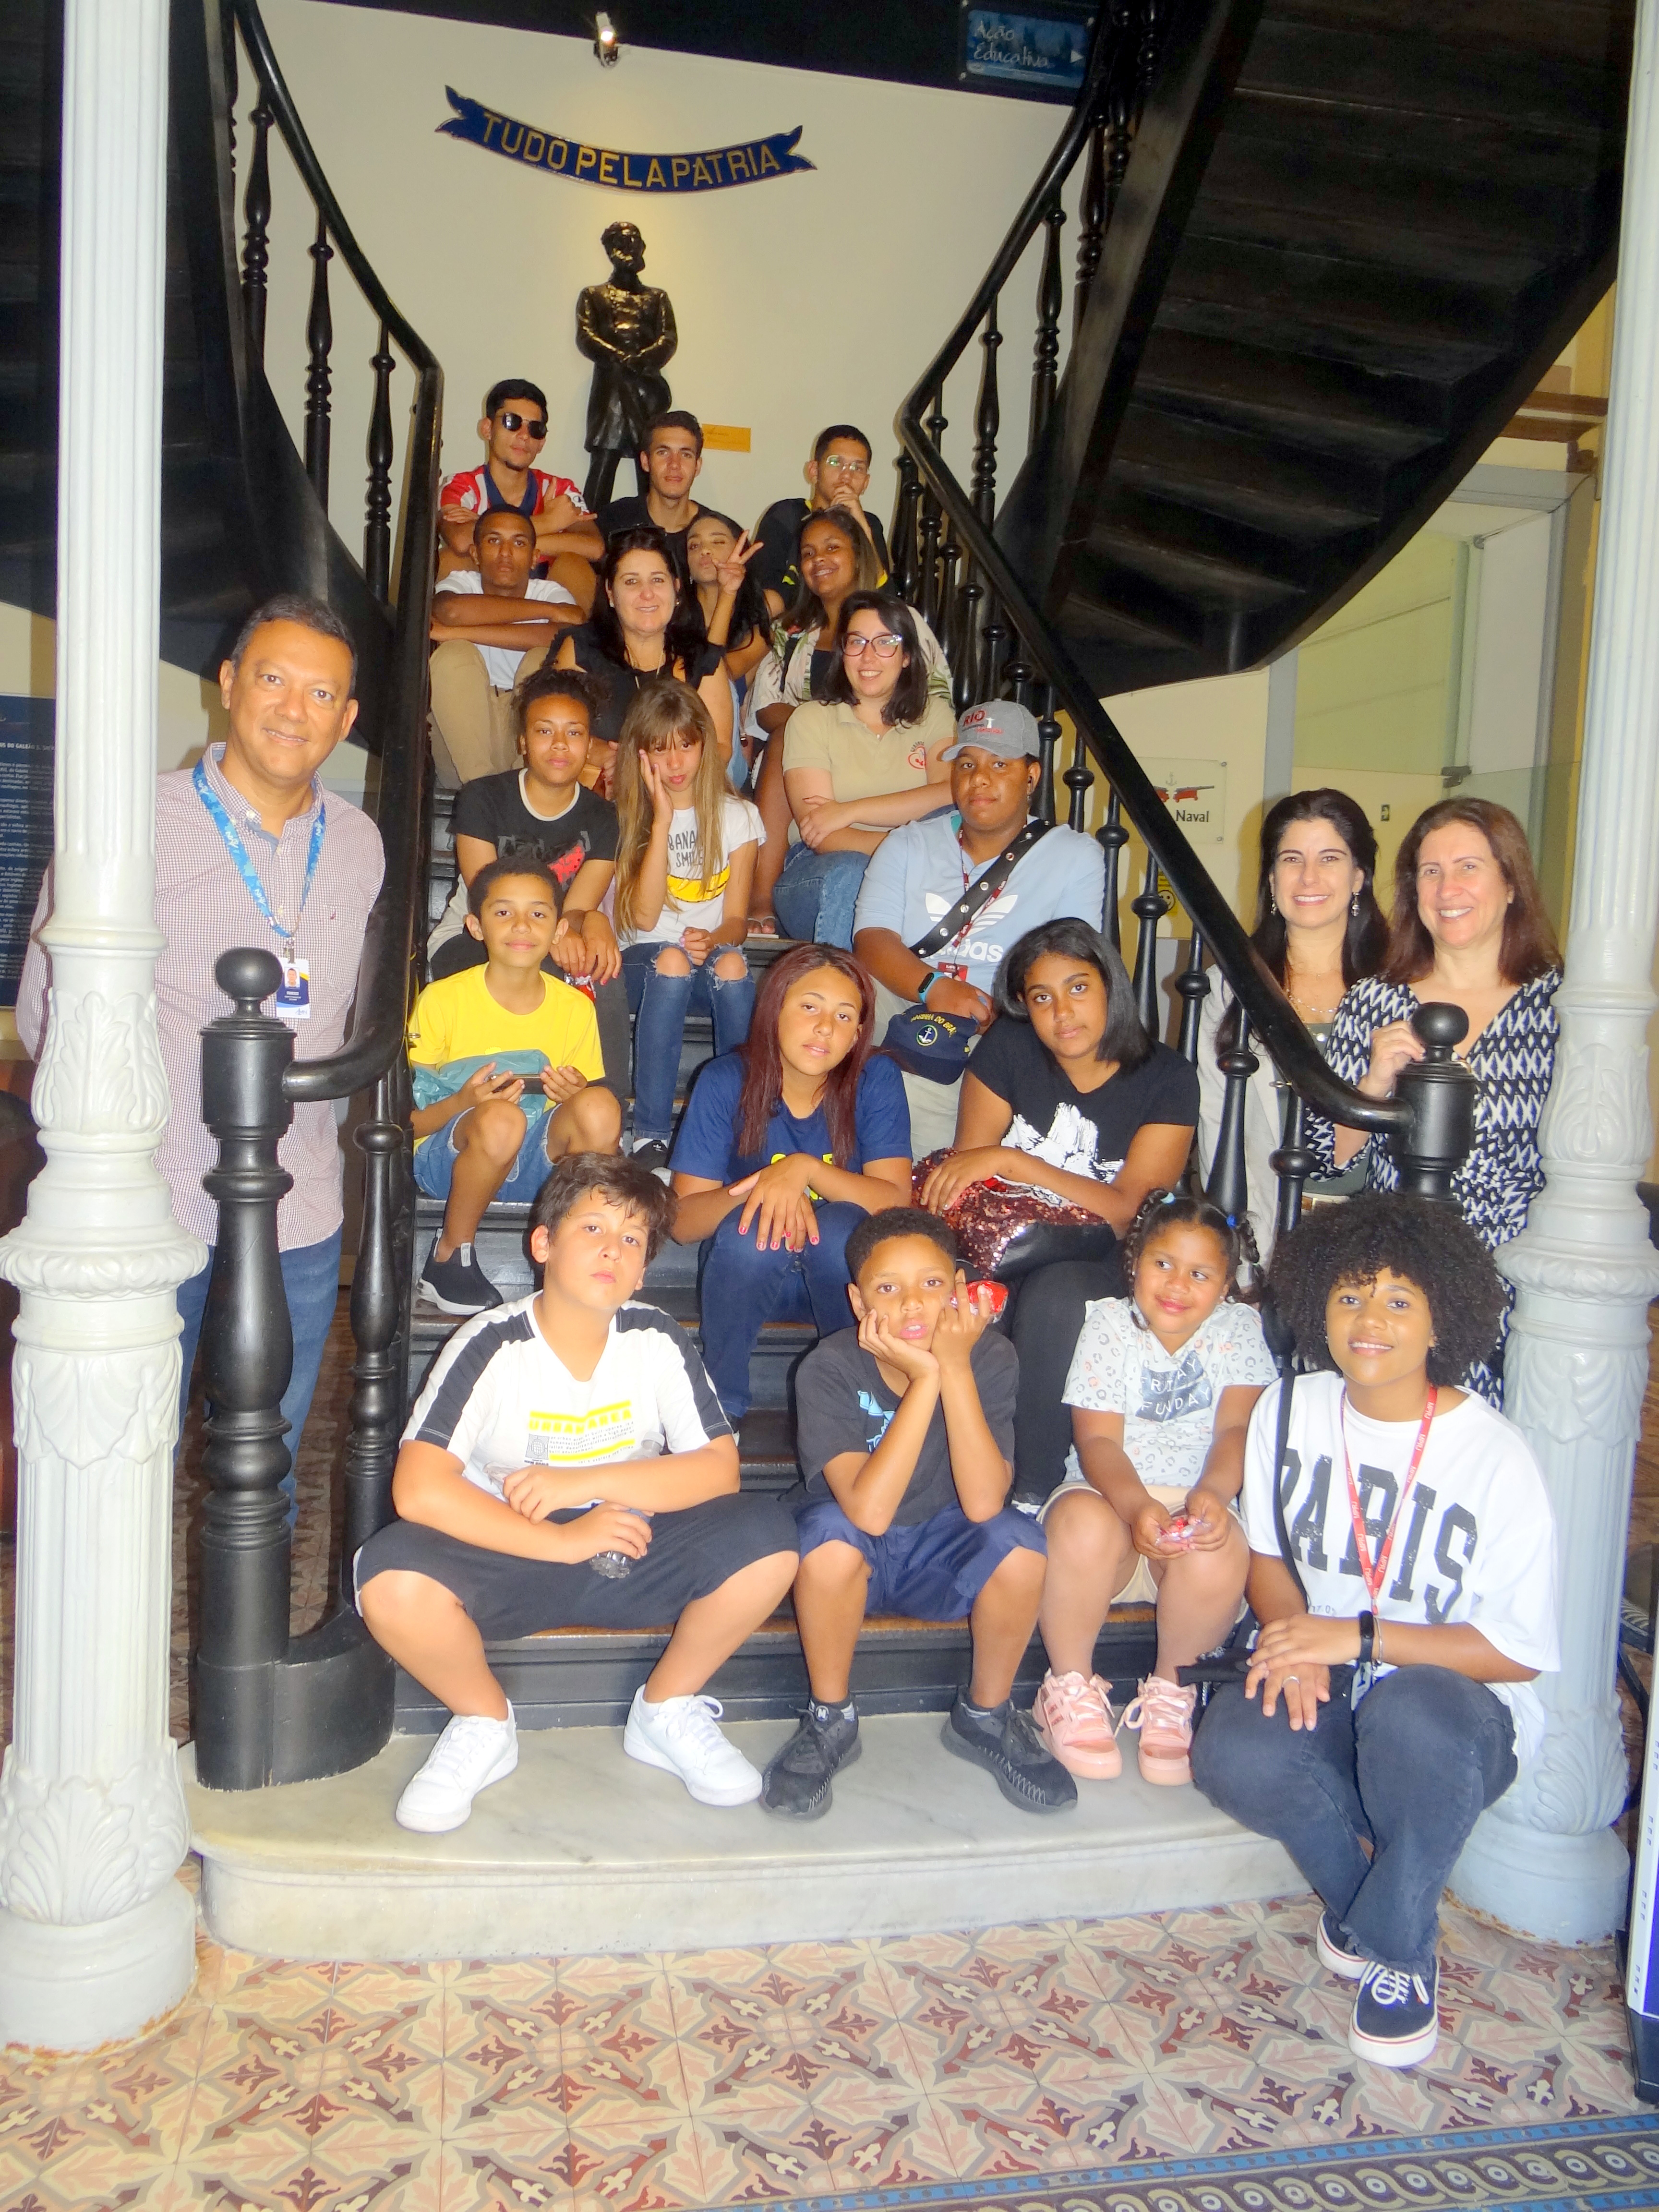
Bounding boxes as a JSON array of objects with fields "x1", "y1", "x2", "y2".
[
  {"x1": 936, "y1": 960, "x2": 969, "y2": 982},
  {"x1": 274, "y1": 955, "x2": 312, "y2": 1023}
]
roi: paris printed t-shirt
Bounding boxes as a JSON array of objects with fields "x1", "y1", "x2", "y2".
[
  {"x1": 1241, "y1": 1371, "x2": 1560, "y2": 1760},
  {"x1": 854, "y1": 813, "x2": 1106, "y2": 987},
  {"x1": 794, "y1": 1325, "x2": 1019, "y2": 1527},
  {"x1": 967, "y1": 1023, "x2": 1199, "y2": 1189},
  {"x1": 620, "y1": 793, "x2": 765, "y2": 946},
  {"x1": 452, "y1": 773, "x2": 619, "y2": 894},
  {"x1": 1063, "y1": 1296, "x2": 1278, "y2": 1491},
  {"x1": 407, "y1": 1295, "x2": 731, "y2": 1500}
]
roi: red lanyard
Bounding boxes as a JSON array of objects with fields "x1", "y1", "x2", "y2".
[{"x1": 1337, "y1": 1386, "x2": 1436, "y2": 1609}]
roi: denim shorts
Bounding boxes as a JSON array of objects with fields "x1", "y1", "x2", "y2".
[
  {"x1": 793, "y1": 1495, "x2": 1045, "y2": 1621},
  {"x1": 413, "y1": 1108, "x2": 555, "y2": 1204}
]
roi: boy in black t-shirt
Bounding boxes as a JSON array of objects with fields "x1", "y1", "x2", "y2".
[
  {"x1": 752, "y1": 424, "x2": 892, "y2": 615},
  {"x1": 763, "y1": 1209, "x2": 1073, "y2": 1821}
]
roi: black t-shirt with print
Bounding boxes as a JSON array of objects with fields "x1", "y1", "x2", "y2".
[
  {"x1": 967, "y1": 1023, "x2": 1199, "y2": 1184},
  {"x1": 753, "y1": 498, "x2": 892, "y2": 604},
  {"x1": 452, "y1": 773, "x2": 618, "y2": 889},
  {"x1": 561, "y1": 623, "x2": 724, "y2": 747},
  {"x1": 793, "y1": 1325, "x2": 1019, "y2": 1527},
  {"x1": 595, "y1": 493, "x2": 703, "y2": 579}
]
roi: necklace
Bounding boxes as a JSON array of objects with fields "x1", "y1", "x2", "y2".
[{"x1": 1285, "y1": 973, "x2": 1342, "y2": 1022}]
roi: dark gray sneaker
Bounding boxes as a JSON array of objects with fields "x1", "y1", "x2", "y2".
[
  {"x1": 1348, "y1": 1957, "x2": 1439, "y2": 2068},
  {"x1": 761, "y1": 1702, "x2": 861, "y2": 1820},
  {"x1": 942, "y1": 1696, "x2": 1077, "y2": 1814},
  {"x1": 420, "y1": 1238, "x2": 502, "y2": 1316},
  {"x1": 631, "y1": 1138, "x2": 671, "y2": 1178}
]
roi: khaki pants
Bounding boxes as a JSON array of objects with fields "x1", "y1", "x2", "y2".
[
  {"x1": 872, "y1": 978, "x2": 970, "y2": 1161},
  {"x1": 428, "y1": 639, "x2": 549, "y2": 786}
]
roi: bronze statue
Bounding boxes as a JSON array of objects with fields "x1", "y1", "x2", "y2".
[{"x1": 576, "y1": 221, "x2": 677, "y2": 513}]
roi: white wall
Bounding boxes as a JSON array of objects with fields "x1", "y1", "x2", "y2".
[{"x1": 253, "y1": 0, "x2": 1063, "y2": 553}]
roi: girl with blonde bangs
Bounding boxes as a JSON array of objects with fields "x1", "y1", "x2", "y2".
[{"x1": 613, "y1": 679, "x2": 765, "y2": 1171}]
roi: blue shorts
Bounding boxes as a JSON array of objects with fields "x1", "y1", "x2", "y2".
[
  {"x1": 413, "y1": 1108, "x2": 554, "y2": 1204},
  {"x1": 793, "y1": 1495, "x2": 1045, "y2": 1621}
]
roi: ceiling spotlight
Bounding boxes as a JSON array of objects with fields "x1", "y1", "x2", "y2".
[{"x1": 593, "y1": 12, "x2": 621, "y2": 64}]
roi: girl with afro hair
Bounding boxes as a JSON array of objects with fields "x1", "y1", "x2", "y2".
[{"x1": 1190, "y1": 1194, "x2": 1559, "y2": 2074}]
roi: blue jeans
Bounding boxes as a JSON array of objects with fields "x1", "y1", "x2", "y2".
[
  {"x1": 1191, "y1": 1664, "x2": 1518, "y2": 1974},
  {"x1": 697, "y1": 1200, "x2": 863, "y2": 1420},
  {"x1": 175, "y1": 1228, "x2": 343, "y2": 1523},
  {"x1": 622, "y1": 941, "x2": 756, "y2": 1145},
  {"x1": 773, "y1": 844, "x2": 869, "y2": 950}
]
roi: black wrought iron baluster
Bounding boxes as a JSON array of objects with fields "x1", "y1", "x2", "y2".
[
  {"x1": 1130, "y1": 846, "x2": 1170, "y2": 1039},
  {"x1": 1272, "y1": 1088, "x2": 1314, "y2": 1247},
  {"x1": 1135, "y1": 0, "x2": 1165, "y2": 121},
  {"x1": 1030, "y1": 197, "x2": 1066, "y2": 447},
  {"x1": 971, "y1": 299, "x2": 1001, "y2": 524},
  {"x1": 1003, "y1": 643, "x2": 1033, "y2": 709},
  {"x1": 222, "y1": 0, "x2": 238, "y2": 163},
  {"x1": 938, "y1": 524, "x2": 962, "y2": 660},
  {"x1": 1175, "y1": 929, "x2": 1210, "y2": 1065},
  {"x1": 1104, "y1": 0, "x2": 1136, "y2": 226},
  {"x1": 1205, "y1": 1005, "x2": 1256, "y2": 1226},
  {"x1": 364, "y1": 325, "x2": 395, "y2": 601},
  {"x1": 304, "y1": 211, "x2": 334, "y2": 503},
  {"x1": 953, "y1": 568, "x2": 984, "y2": 714},
  {"x1": 1097, "y1": 788, "x2": 1129, "y2": 949},
  {"x1": 1064, "y1": 722, "x2": 1095, "y2": 833},
  {"x1": 341, "y1": 1070, "x2": 407, "y2": 1567},
  {"x1": 1073, "y1": 116, "x2": 1106, "y2": 337},
  {"x1": 917, "y1": 391, "x2": 948, "y2": 628},
  {"x1": 240, "y1": 83, "x2": 274, "y2": 361},
  {"x1": 978, "y1": 588, "x2": 1009, "y2": 702},
  {"x1": 892, "y1": 451, "x2": 922, "y2": 603},
  {"x1": 1035, "y1": 686, "x2": 1060, "y2": 828},
  {"x1": 195, "y1": 948, "x2": 294, "y2": 1791}
]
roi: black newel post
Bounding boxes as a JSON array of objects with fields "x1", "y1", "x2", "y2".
[
  {"x1": 1174, "y1": 930, "x2": 1209, "y2": 1065},
  {"x1": 195, "y1": 947, "x2": 294, "y2": 1791},
  {"x1": 1271, "y1": 1088, "x2": 1315, "y2": 1245},
  {"x1": 1205, "y1": 1004, "x2": 1256, "y2": 1225},
  {"x1": 1392, "y1": 1004, "x2": 1478, "y2": 1201}
]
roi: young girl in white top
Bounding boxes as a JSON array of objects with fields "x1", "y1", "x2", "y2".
[
  {"x1": 1034, "y1": 1190, "x2": 1277, "y2": 1787},
  {"x1": 613, "y1": 679, "x2": 764, "y2": 1169}
]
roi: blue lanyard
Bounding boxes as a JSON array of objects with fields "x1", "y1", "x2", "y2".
[{"x1": 193, "y1": 758, "x2": 325, "y2": 953}]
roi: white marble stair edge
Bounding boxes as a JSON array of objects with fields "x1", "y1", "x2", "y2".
[{"x1": 182, "y1": 1714, "x2": 1302, "y2": 1962}]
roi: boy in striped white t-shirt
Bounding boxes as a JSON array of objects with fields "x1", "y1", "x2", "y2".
[{"x1": 355, "y1": 1156, "x2": 797, "y2": 1832}]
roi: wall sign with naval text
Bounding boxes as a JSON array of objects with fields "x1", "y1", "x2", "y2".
[{"x1": 438, "y1": 89, "x2": 815, "y2": 193}]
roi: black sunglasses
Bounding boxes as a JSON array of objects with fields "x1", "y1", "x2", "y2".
[{"x1": 497, "y1": 410, "x2": 548, "y2": 438}]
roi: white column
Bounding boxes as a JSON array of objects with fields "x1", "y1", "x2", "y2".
[
  {"x1": 0, "y1": 0, "x2": 205, "y2": 2046},
  {"x1": 1452, "y1": 0, "x2": 1659, "y2": 1945}
]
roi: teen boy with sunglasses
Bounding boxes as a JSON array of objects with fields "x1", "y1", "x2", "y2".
[{"x1": 441, "y1": 378, "x2": 602, "y2": 608}]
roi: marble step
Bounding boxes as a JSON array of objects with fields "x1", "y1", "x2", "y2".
[{"x1": 182, "y1": 1714, "x2": 1300, "y2": 1962}]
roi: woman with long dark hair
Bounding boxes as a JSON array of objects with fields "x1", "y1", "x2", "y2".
[
  {"x1": 669, "y1": 944, "x2": 913, "y2": 1419},
  {"x1": 555, "y1": 526, "x2": 734, "y2": 784},
  {"x1": 771, "y1": 591, "x2": 957, "y2": 948},
  {"x1": 1198, "y1": 788, "x2": 1388, "y2": 1256},
  {"x1": 1311, "y1": 796, "x2": 1563, "y2": 1401},
  {"x1": 921, "y1": 919, "x2": 1200, "y2": 1505}
]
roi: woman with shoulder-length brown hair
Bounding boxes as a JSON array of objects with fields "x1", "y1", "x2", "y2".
[{"x1": 1307, "y1": 796, "x2": 1563, "y2": 1402}]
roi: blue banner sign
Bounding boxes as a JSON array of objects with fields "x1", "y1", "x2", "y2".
[{"x1": 438, "y1": 89, "x2": 815, "y2": 192}]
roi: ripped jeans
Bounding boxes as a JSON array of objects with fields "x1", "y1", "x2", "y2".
[{"x1": 622, "y1": 939, "x2": 756, "y2": 1146}]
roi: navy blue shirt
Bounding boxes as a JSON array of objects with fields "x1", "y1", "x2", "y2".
[{"x1": 670, "y1": 1050, "x2": 912, "y2": 1185}]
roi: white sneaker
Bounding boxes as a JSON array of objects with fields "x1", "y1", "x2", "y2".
[
  {"x1": 623, "y1": 1688, "x2": 762, "y2": 1806},
  {"x1": 395, "y1": 1707, "x2": 518, "y2": 1832}
]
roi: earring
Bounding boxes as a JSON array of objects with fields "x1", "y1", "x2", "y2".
[
  {"x1": 1269, "y1": 891, "x2": 1278, "y2": 916},
  {"x1": 1350, "y1": 894, "x2": 1359, "y2": 917}
]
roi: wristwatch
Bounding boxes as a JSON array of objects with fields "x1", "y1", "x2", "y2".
[
  {"x1": 917, "y1": 969, "x2": 941, "y2": 1003},
  {"x1": 1356, "y1": 1611, "x2": 1376, "y2": 1669}
]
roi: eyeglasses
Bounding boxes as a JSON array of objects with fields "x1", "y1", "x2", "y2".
[
  {"x1": 496, "y1": 412, "x2": 548, "y2": 437},
  {"x1": 820, "y1": 455, "x2": 869, "y2": 475},
  {"x1": 842, "y1": 633, "x2": 904, "y2": 660}
]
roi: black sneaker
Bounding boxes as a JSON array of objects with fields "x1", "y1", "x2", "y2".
[
  {"x1": 942, "y1": 1697, "x2": 1077, "y2": 1815},
  {"x1": 1348, "y1": 1956, "x2": 1439, "y2": 2068},
  {"x1": 631, "y1": 1138, "x2": 671, "y2": 1178},
  {"x1": 420, "y1": 1238, "x2": 502, "y2": 1316},
  {"x1": 1316, "y1": 1908, "x2": 1369, "y2": 1980},
  {"x1": 761, "y1": 1702, "x2": 861, "y2": 1820}
]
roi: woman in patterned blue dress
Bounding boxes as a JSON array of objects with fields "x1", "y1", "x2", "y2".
[{"x1": 1308, "y1": 799, "x2": 1562, "y2": 1403}]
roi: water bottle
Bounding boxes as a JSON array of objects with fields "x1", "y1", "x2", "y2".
[{"x1": 591, "y1": 1504, "x2": 650, "y2": 1579}]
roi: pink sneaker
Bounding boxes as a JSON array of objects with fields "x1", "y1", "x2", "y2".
[
  {"x1": 1122, "y1": 1675, "x2": 1197, "y2": 1785},
  {"x1": 1033, "y1": 1670, "x2": 1122, "y2": 1779}
]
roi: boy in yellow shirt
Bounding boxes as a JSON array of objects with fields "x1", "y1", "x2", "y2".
[{"x1": 412, "y1": 856, "x2": 622, "y2": 1313}]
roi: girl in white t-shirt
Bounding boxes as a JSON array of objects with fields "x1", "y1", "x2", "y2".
[
  {"x1": 613, "y1": 680, "x2": 764, "y2": 1167},
  {"x1": 1190, "y1": 1193, "x2": 1558, "y2": 2072},
  {"x1": 1034, "y1": 1191, "x2": 1277, "y2": 1789}
]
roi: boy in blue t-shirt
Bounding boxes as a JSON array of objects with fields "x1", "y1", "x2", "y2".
[
  {"x1": 765, "y1": 1207, "x2": 1071, "y2": 1820},
  {"x1": 668, "y1": 946, "x2": 912, "y2": 1420}
]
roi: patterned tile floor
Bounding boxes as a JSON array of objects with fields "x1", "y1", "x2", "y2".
[{"x1": 0, "y1": 1305, "x2": 1656, "y2": 2209}]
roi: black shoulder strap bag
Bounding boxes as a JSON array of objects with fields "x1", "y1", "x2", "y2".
[
  {"x1": 882, "y1": 820, "x2": 1052, "y2": 1082},
  {"x1": 1177, "y1": 1290, "x2": 1306, "y2": 1699}
]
